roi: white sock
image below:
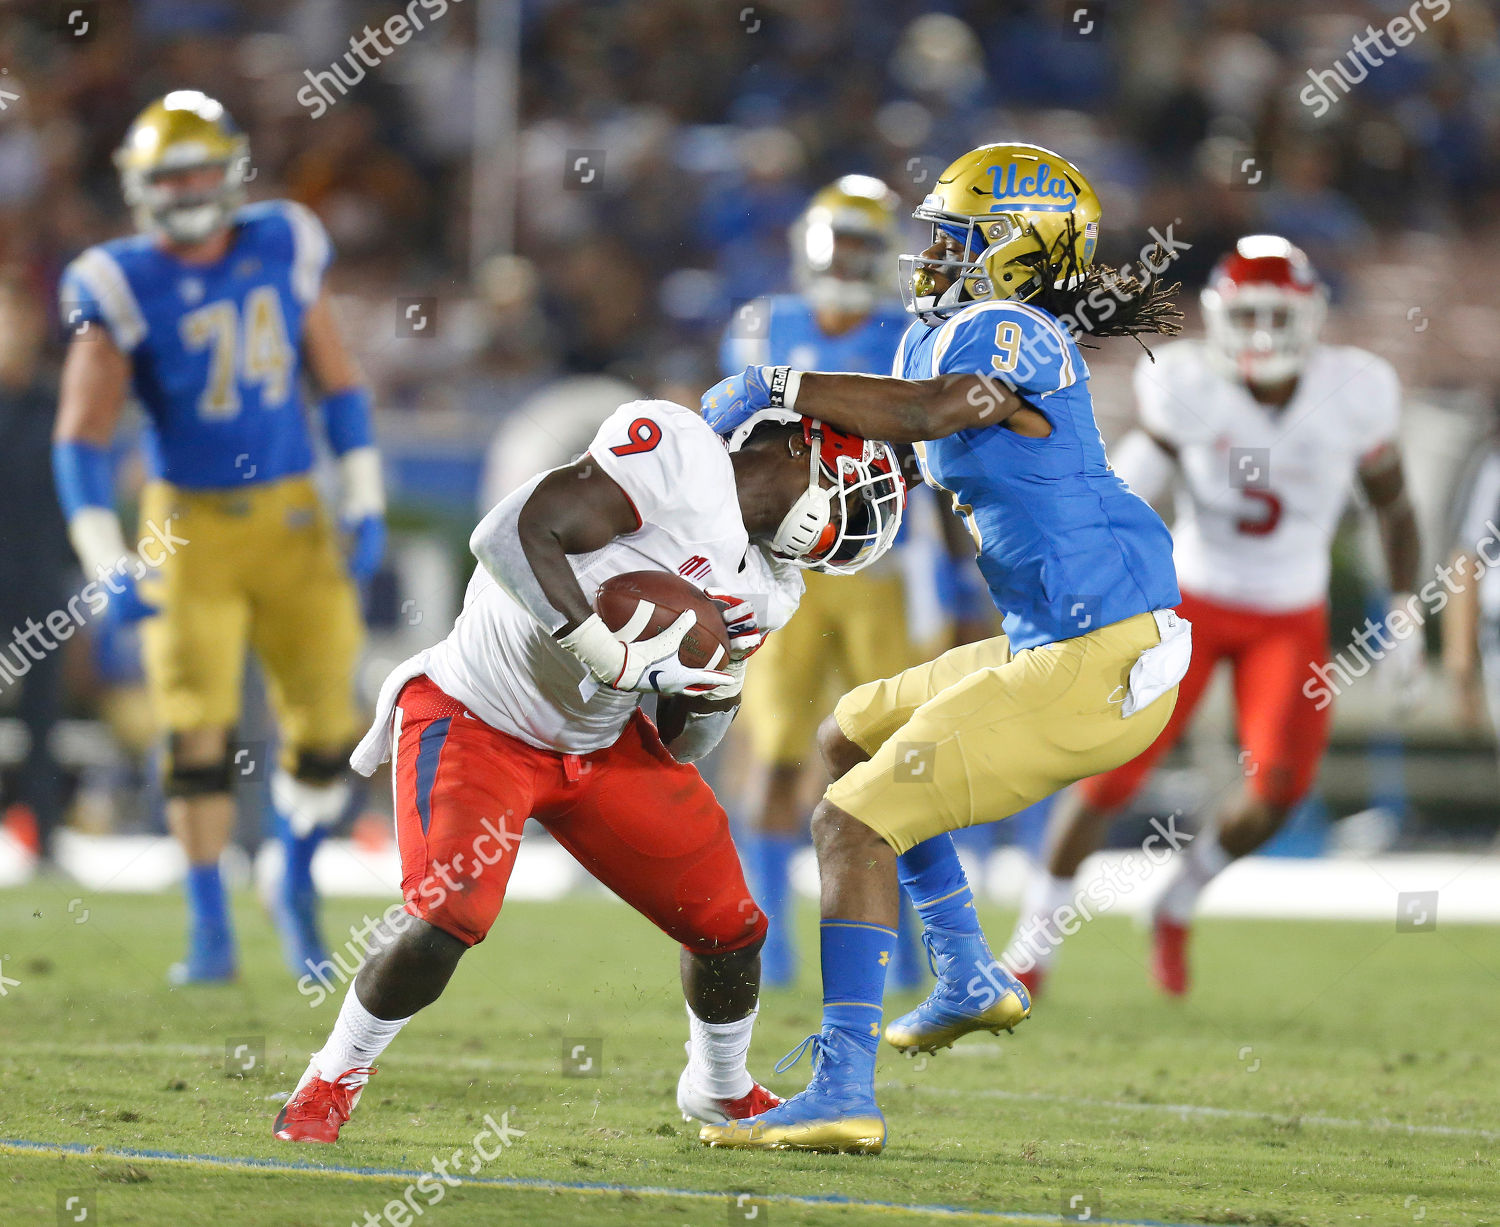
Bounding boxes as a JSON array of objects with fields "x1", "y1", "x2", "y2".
[
  {"x1": 1155, "y1": 831, "x2": 1233, "y2": 924},
  {"x1": 1001, "y1": 871, "x2": 1075, "y2": 974},
  {"x1": 313, "y1": 983, "x2": 412, "y2": 1086},
  {"x1": 686, "y1": 1005, "x2": 755, "y2": 1100}
]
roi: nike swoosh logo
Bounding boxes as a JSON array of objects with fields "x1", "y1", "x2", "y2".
[{"x1": 646, "y1": 669, "x2": 664, "y2": 691}]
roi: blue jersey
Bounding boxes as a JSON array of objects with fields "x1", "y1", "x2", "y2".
[
  {"x1": 898, "y1": 299, "x2": 1180, "y2": 650},
  {"x1": 720, "y1": 294, "x2": 908, "y2": 378},
  {"x1": 59, "y1": 200, "x2": 331, "y2": 490}
]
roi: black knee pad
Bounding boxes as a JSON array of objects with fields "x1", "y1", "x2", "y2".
[
  {"x1": 164, "y1": 736, "x2": 233, "y2": 798},
  {"x1": 291, "y1": 745, "x2": 354, "y2": 786}
]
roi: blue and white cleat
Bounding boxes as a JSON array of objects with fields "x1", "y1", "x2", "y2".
[
  {"x1": 699, "y1": 1027, "x2": 886, "y2": 1154},
  {"x1": 883, "y1": 925, "x2": 1030, "y2": 1054}
]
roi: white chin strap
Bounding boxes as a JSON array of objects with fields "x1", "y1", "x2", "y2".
[{"x1": 772, "y1": 483, "x2": 835, "y2": 561}]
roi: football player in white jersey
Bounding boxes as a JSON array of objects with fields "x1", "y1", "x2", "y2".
[
  {"x1": 272, "y1": 398, "x2": 904, "y2": 1143},
  {"x1": 1003, "y1": 235, "x2": 1423, "y2": 998}
]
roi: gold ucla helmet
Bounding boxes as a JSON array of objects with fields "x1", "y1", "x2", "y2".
[
  {"x1": 901, "y1": 142, "x2": 1101, "y2": 321},
  {"x1": 114, "y1": 91, "x2": 250, "y2": 244},
  {"x1": 791, "y1": 175, "x2": 902, "y2": 314}
]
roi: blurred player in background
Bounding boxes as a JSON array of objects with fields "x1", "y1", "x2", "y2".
[
  {"x1": 1441, "y1": 418, "x2": 1500, "y2": 822},
  {"x1": 1004, "y1": 236, "x2": 1422, "y2": 998},
  {"x1": 51, "y1": 92, "x2": 384, "y2": 984},
  {"x1": 700, "y1": 143, "x2": 1189, "y2": 1153},
  {"x1": 273, "y1": 398, "x2": 905, "y2": 1143},
  {"x1": 723, "y1": 175, "x2": 989, "y2": 990},
  {"x1": 0, "y1": 275, "x2": 72, "y2": 867}
]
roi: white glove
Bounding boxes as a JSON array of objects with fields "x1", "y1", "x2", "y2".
[
  {"x1": 1379, "y1": 594, "x2": 1429, "y2": 717},
  {"x1": 557, "y1": 611, "x2": 733, "y2": 695}
]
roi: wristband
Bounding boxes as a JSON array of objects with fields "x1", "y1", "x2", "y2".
[
  {"x1": 338, "y1": 445, "x2": 386, "y2": 520},
  {"x1": 321, "y1": 385, "x2": 375, "y2": 455},
  {"x1": 52, "y1": 439, "x2": 114, "y2": 517},
  {"x1": 556, "y1": 613, "x2": 626, "y2": 686},
  {"x1": 767, "y1": 367, "x2": 802, "y2": 410}
]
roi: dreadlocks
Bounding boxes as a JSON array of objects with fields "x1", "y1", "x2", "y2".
[{"x1": 1028, "y1": 221, "x2": 1184, "y2": 357}]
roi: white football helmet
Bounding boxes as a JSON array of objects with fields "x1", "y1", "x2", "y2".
[
  {"x1": 725, "y1": 409, "x2": 905, "y2": 574},
  {"x1": 1201, "y1": 235, "x2": 1327, "y2": 385}
]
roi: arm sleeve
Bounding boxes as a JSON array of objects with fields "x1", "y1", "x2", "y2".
[
  {"x1": 586, "y1": 400, "x2": 731, "y2": 536},
  {"x1": 932, "y1": 303, "x2": 1080, "y2": 398}
]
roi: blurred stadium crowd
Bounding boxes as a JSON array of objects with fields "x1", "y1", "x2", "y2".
[
  {"x1": 3, "y1": 0, "x2": 1500, "y2": 402},
  {"x1": 4, "y1": 0, "x2": 1500, "y2": 852}
]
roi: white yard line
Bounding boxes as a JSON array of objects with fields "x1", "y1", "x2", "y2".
[{"x1": 11, "y1": 1038, "x2": 1495, "y2": 1142}]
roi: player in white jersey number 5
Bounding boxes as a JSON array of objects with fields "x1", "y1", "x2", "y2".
[
  {"x1": 1005, "y1": 236, "x2": 1422, "y2": 998},
  {"x1": 273, "y1": 399, "x2": 904, "y2": 1143}
]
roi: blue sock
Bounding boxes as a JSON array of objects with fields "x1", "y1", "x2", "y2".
[
  {"x1": 751, "y1": 833, "x2": 798, "y2": 967},
  {"x1": 185, "y1": 861, "x2": 230, "y2": 944},
  {"x1": 278, "y1": 814, "x2": 325, "y2": 904},
  {"x1": 752, "y1": 832, "x2": 797, "y2": 916},
  {"x1": 897, "y1": 834, "x2": 980, "y2": 935},
  {"x1": 821, "y1": 920, "x2": 896, "y2": 1055}
]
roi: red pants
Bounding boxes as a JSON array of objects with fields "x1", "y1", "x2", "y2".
[
  {"x1": 1079, "y1": 592, "x2": 1331, "y2": 811},
  {"x1": 390, "y1": 675, "x2": 766, "y2": 952}
]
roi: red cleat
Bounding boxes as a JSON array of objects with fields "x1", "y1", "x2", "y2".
[
  {"x1": 1015, "y1": 966, "x2": 1046, "y2": 1002},
  {"x1": 1151, "y1": 916, "x2": 1191, "y2": 996},
  {"x1": 677, "y1": 1065, "x2": 783, "y2": 1124},
  {"x1": 273, "y1": 1064, "x2": 374, "y2": 1143},
  {"x1": 2, "y1": 804, "x2": 39, "y2": 857}
]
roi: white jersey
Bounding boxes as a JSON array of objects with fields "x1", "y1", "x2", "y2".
[
  {"x1": 424, "y1": 400, "x2": 805, "y2": 754},
  {"x1": 1134, "y1": 340, "x2": 1400, "y2": 612}
]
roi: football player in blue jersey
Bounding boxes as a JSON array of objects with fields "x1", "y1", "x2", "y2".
[
  {"x1": 724, "y1": 175, "x2": 985, "y2": 992},
  {"x1": 698, "y1": 143, "x2": 1191, "y2": 1153},
  {"x1": 51, "y1": 92, "x2": 383, "y2": 984}
]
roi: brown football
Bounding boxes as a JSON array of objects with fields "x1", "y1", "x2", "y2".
[{"x1": 594, "y1": 570, "x2": 730, "y2": 670}]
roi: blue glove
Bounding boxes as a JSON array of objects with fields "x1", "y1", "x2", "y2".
[
  {"x1": 104, "y1": 570, "x2": 159, "y2": 625},
  {"x1": 344, "y1": 514, "x2": 385, "y2": 583},
  {"x1": 701, "y1": 365, "x2": 781, "y2": 435}
]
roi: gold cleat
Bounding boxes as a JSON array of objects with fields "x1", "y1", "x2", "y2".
[
  {"x1": 699, "y1": 1115, "x2": 886, "y2": 1155},
  {"x1": 883, "y1": 986, "x2": 1030, "y2": 1056}
]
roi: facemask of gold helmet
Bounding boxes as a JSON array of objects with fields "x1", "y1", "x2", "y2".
[
  {"x1": 899, "y1": 142, "x2": 1101, "y2": 323},
  {"x1": 114, "y1": 91, "x2": 250, "y2": 245},
  {"x1": 790, "y1": 175, "x2": 902, "y2": 316}
]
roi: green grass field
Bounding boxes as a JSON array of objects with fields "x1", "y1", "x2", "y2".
[{"x1": 1, "y1": 882, "x2": 1495, "y2": 1227}]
